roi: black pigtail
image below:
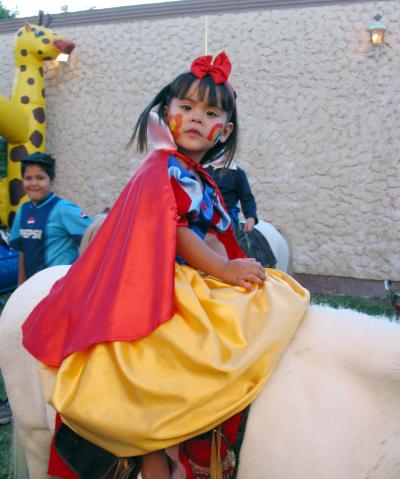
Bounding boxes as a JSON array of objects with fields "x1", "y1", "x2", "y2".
[
  {"x1": 220, "y1": 106, "x2": 238, "y2": 168},
  {"x1": 128, "y1": 86, "x2": 170, "y2": 152}
]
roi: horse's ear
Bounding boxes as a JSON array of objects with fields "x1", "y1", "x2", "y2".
[{"x1": 24, "y1": 21, "x2": 32, "y2": 32}]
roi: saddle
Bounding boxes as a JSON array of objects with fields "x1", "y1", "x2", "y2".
[
  {"x1": 53, "y1": 408, "x2": 250, "y2": 479},
  {"x1": 235, "y1": 224, "x2": 277, "y2": 268}
]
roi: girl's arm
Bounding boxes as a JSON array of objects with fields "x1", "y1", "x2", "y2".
[
  {"x1": 18, "y1": 252, "x2": 26, "y2": 285},
  {"x1": 177, "y1": 227, "x2": 265, "y2": 290},
  {"x1": 204, "y1": 233, "x2": 228, "y2": 259}
]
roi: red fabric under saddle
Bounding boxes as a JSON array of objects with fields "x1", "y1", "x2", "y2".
[
  {"x1": 49, "y1": 411, "x2": 246, "y2": 479},
  {"x1": 178, "y1": 411, "x2": 244, "y2": 478}
]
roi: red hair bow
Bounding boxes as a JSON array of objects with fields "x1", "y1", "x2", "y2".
[{"x1": 190, "y1": 51, "x2": 232, "y2": 84}]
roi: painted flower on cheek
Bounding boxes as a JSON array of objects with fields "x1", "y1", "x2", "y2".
[
  {"x1": 167, "y1": 114, "x2": 183, "y2": 141},
  {"x1": 207, "y1": 123, "x2": 224, "y2": 144}
]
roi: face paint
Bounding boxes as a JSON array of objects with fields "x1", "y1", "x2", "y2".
[
  {"x1": 167, "y1": 114, "x2": 183, "y2": 141},
  {"x1": 207, "y1": 123, "x2": 224, "y2": 144}
]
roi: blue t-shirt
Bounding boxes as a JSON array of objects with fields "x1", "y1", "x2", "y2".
[{"x1": 9, "y1": 193, "x2": 93, "y2": 279}]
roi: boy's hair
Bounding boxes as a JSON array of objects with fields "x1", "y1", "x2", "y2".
[
  {"x1": 129, "y1": 72, "x2": 238, "y2": 166},
  {"x1": 20, "y1": 152, "x2": 56, "y2": 180}
]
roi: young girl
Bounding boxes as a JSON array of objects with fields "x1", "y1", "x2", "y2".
[{"x1": 22, "y1": 52, "x2": 309, "y2": 478}]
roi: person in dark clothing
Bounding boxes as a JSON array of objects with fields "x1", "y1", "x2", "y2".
[{"x1": 205, "y1": 158, "x2": 258, "y2": 235}]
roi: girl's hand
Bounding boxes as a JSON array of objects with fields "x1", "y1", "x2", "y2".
[{"x1": 221, "y1": 258, "x2": 266, "y2": 290}]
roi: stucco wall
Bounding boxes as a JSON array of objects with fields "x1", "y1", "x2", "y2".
[{"x1": 0, "y1": 0, "x2": 399, "y2": 280}]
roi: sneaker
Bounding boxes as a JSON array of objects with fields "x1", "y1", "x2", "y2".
[{"x1": 0, "y1": 398, "x2": 12, "y2": 425}]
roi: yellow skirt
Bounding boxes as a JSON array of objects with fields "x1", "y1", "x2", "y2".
[{"x1": 40, "y1": 265, "x2": 309, "y2": 457}]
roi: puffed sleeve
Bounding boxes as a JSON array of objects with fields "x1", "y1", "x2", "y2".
[{"x1": 168, "y1": 158, "x2": 203, "y2": 227}]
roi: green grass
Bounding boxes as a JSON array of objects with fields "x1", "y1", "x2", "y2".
[
  {"x1": 0, "y1": 293, "x2": 11, "y2": 314},
  {"x1": 0, "y1": 372, "x2": 11, "y2": 479},
  {"x1": 1, "y1": 293, "x2": 13, "y2": 479},
  {"x1": 0, "y1": 292, "x2": 395, "y2": 478},
  {"x1": 312, "y1": 293, "x2": 394, "y2": 317}
]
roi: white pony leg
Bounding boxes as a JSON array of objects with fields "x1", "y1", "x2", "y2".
[
  {"x1": 0, "y1": 266, "x2": 69, "y2": 479},
  {"x1": 238, "y1": 305, "x2": 400, "y2": 479},
  {"x1": 10, "y1": 424, "x2": 30, "y2": 479}
]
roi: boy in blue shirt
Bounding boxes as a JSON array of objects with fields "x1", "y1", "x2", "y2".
[{"x1": 9, "y1": 152, "x2": 93, "y2": 284}]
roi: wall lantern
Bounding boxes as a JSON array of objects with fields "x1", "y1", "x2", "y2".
[
  {"x1": 56, "y1": 53, "x2": 70, "y2": 62},
  {"x1": 368, "y1": 15, "x2": 386, "y2": 55}
]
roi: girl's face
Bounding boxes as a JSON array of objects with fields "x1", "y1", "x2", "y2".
[
  {"x1": 165, "y1": 80, "x2": 233, "y2": 163},
  {"x1": 23, "y1": 164, "x2": 52, "y2": 205}
]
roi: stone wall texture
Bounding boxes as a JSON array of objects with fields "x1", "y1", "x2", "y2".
[{"x1": 1, "y1": 1, "x2": 399, "y2": 280}]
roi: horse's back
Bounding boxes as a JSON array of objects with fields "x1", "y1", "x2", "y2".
[{"x1": 238, "y1": 305, "x2": 400, "y2": 479}]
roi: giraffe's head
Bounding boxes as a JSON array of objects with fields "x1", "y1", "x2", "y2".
[{"x1": 15, "y1": 19, "x2": 75, "y2": 66}]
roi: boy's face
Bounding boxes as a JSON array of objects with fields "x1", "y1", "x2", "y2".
[{"x1": 22, "y1": 164, "x2": 52, "y2": 205}]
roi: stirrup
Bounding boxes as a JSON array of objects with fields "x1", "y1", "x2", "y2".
[{"x1": 106, "y1": 458, "x2": 140, "y2": 479}]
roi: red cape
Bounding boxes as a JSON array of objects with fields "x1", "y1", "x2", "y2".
[{"x1": 22, "y1": 149, "x2": 243, "y2": 367}]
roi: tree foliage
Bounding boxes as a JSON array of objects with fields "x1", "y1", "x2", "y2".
[{"x1": 0, "y1": 1, "x2": 18, "y2": 19}]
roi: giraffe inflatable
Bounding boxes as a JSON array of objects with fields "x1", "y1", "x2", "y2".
[{"x1": 0, "y1": 12, "x2": 75, "y2": 227}]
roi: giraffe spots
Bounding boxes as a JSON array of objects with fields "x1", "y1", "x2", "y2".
[
  {"x1": 33, "y1": 108, "x2": 45, "y2": 123},
  {"x1": 21, "y1": 96, "x2": 30, "y2": 104},
  {"x1": 39, "y1": 67, "x2": 43, "y2": 77},
  {"x1": 30, "y1": 131, "x2": 43, "y2": 148},
  {"x1": 20, "y1": 49, "x2": 28, "y2": 56},
  {"x1": 10, "y1": 145, "x2": 28, "y2": 162},
  {"x1": 20, "y1": 65, "x2": 27, "y2": 72},
  {"x1": 17, "y1": 31, "x2": 23, "y2": 37},
  {"x1": 27, "y1": 78, "x2": 35, "y2": 85},
  {"x1": 8, "y1": 211, "x2": 16, "y2": 228},
  {"x1": 38, "y1": 50, "x2": 43, "y2": 55},
  {"x1": 42, "y1": 38, "x2": 50, "y2": 44},
  {"x1": 9, "y1": 179, "x2": 25, "y2": 207}
]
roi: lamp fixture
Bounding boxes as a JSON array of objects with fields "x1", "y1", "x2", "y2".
[
  {"x1": 56, "y1": 53, "x2": 70, "y2": 62},
  {"x1": 367, "y1": 15, "x2": 386, "y2": 55}
]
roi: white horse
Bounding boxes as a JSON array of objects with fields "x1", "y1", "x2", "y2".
[{"x1": 1, "y1": 265, "x2": 399, "y2": 479}]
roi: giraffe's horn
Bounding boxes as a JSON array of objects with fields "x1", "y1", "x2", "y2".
[
  {"x1": 44, "y1": 14, "x2": 53, "y2": 28},
  {"x1": 38, "y1": 10, "x2": 44, "y2": 26}
]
